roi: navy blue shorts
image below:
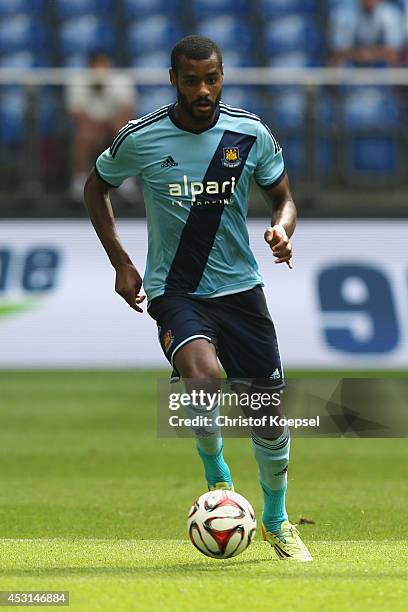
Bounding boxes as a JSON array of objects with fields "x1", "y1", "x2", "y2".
[{"x1": 147, "y1": 285, "x2": 284, "y2": 386}]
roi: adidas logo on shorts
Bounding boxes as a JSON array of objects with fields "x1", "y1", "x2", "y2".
[{"x1": 269, "y1": 368, "x2": 281, "y2": 380}]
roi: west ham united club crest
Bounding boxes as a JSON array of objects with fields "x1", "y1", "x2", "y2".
[
  {"x1": 222, "y1": 147, "x2": 241, "y2": 168},
  {"x1": 162, "y1": 329, "x2": 174, "y2": 352}
]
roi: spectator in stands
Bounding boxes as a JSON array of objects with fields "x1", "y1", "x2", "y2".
[
  {"x1": 66, "y1": 51, "x2": 136, "y2": 202},
  {"x1": 329, "y1": 0, "x2": 405, "y2": 67}
]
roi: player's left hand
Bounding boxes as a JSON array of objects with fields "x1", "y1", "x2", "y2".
[{"x1": 264, "y1": 225, "x2": 293, "y2": 269}]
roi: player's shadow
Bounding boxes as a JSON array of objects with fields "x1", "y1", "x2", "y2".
[
  {"x1": 0, "y1": 558, "x2": 271, "y2": 577},
  {"x1": 0, "y1": 567, "x2": 404, "y2": 580}
]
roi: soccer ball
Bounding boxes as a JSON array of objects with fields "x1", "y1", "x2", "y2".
[{"x1": 187, "y1": 489, "x2": 257, "y2": 559}]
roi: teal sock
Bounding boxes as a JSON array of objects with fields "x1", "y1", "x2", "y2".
[
  {"x1": 184, "y1": 399, "x2": 232, "y2": 488},
  {"x1": 196, "y1": 436, "x2": 232, "y2": 488},
  {"x1": 252, "y1": 428, "x2": 290, "y2": 534}
]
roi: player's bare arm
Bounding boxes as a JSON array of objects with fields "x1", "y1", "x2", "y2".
[
  {"x1": 263, "y1": 175, "x2": 296, "y2": 269},
  {"x1": 84, "y1": 168, "x2": 145, "y2": 312}
]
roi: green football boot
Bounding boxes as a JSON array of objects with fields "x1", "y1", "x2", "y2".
[{"x1": 262, "y1": 520, "x2": 313, "y2": 561}]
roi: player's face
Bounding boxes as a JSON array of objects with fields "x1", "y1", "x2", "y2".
[{"x1": 170, "y1": 53, "x2": 223, "y2": 122}]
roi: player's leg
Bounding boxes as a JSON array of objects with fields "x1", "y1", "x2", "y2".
[
  {"x1": 174, "y1": 339, "x2": 233, "y2": 490},
  {"x1": 214, "y1": 287, "x2": 289, "y2": 527},
  {"x1": 147, "y1": 296, "x2": 233, "y2": 491},
  {"x1": 215, "y1": 287, "x2": 311, "y2": 560}
]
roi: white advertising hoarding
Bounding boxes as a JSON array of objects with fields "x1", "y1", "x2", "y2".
[{"x1": 0, "y1": 219, "x2": 406, "y2": 368}]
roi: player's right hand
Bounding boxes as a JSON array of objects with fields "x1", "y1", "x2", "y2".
[
  {"x1": 114, "y1": 263, "x2": 145, "y2": 312},
  {"x1": 264, "y1": 226, "x2": 293, "y2": 269}
]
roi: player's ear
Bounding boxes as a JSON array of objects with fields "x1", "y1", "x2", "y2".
[{"x1": 169, "y1": 68, "x2": 176, "y2": 87}]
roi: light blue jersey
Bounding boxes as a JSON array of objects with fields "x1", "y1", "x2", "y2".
[{"x1": 95, "y1": 102, "x2": 285, "y2": 301}]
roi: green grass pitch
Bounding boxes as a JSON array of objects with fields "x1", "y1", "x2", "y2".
[{"x1": 0, "y1": 370, "x2": 407, "y2": 611}]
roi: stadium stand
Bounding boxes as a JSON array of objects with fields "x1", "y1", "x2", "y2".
[
  {"x1": 55, "y1": 0, "x2": 114, "y2": 19},
  {"x1": 124, "y1": 0, "x2": 181, "y2": 18},
  {"x1": 0, "y1": 0, "x2": 406, "y2": 216},
  {"x1": 192, "y1": 0, "x2": 250, "y2": 19},
  {"x1": 197, "y1": 16, "x2": 252, "y2": 52},
  {"x1": 0, "y1": 12, "x2": 48, "y2": 54},
  {"x1": 58, "y1": 16, "x2": 116, "y2": 57}
]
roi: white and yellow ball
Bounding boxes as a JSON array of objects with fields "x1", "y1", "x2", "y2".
[{"x1": 187, "y1": 490, "x2": 256, "y2": 559}]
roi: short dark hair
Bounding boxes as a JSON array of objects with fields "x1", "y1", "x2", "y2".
[{"x1": 171, "y1": 35, "x2": 223, "y2": 73}]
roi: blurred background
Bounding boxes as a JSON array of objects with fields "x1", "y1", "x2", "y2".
[
  {"x1": 0, "y1": 0, "x2": 408, "y2": 217},
  {"x1": 0, "y1": 0, "x2": 407, "y2": 370}
]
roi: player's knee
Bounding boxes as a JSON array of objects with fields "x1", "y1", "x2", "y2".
[
  {"x1": 181, "y1": 363, "x2": 220, "y2": 380},
  {"x1": 174, "y1": 339, "x2": 219, "y2": 380}
]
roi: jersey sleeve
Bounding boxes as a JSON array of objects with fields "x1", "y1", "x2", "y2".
[
  {"x1": 254, "y1": 121, "x2": 285, "y2": 189},
  {"x1": 95, "y1": 125, "x2": 140, "y2": 187}
]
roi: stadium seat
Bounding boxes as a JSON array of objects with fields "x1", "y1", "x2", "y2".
[
  {"x1": 277, "y1": 136, "x2": 332, "y2": 176},
  {"x1": 59, "y1": 15, "x2": 116, "y2": 55},
  {"x1": 327, "y1": 0, "x2": 356, "y2": 8},
  {"x1": 38, "y1": 89, "x2": 58, "y2": 137},
  {"x1": 0, "y1": 0, "x2": 43, "y2": 17},
  {"x1": 341, "y1": 88, "x2": 400, "y2": 175},
  {"x1": 264, "y1": 16, "x2": 321, "y2": 54},
  {"x1": 127, "y1": 16, "x2": 183, "y2": 54},
  {"x1": 316, "y1": 138, "x2": 332, "y2": 175},
  {"x1": 0, "y1": 50, "x2": 49, "y2": 68},
  {"x1": 269, "y1": 89, "x2": 336, "y2": 131},
  {"x1": 193, "y1": 0, "x2": 249, "y2": 19},
  {"x1": 0, "y1": 85, "x2": 58, "y2": 142},
  {"x1": 60, "y1": 53, "x2": 90, "y2": 68},
  {"x1": 0, "y1": 14, "x2": 47, "y2": 53},
  {"x1": 0, "y1": 87, "x2": 25, "y2": 143},
  {"x1": 197, "y1": 16, "x2": 252, "y2": 51},
  {"x1": 137, "y1": 86, "x2": 174, "y2": 117},
  {"x1": 221, "y1": 87, "x2": 263, "y2": 116},
  {"x1": 316, "y1": 93, "x2": 335, "y2": 127},
  {"x1": 260, "y1": 0, "x2": 317, "y2": 17},
  {"x1": 349, "y1": 137, "x2": 398, "y2": 173},
  {"x1": 55, "y1": 0, "x2": 113, "y2": 19},
  {"x1": 271, "y1": 88, "x2": 305, "y2": 129},
  {"x1": 131, "y1": 51, "x2": 169, "y2": 68},
  {"x1": 266, "y1": 51, "x2": 319, "y2": 68},
  {"x1": 222, "y1": 49, "x2": 257, "y2": 68},
  {"x1": 124, "y1": 0, "x2": 181, "y2": 18},
  {"x1": 280, "y1": 136, "x2": 303, "y2": 173},
  {"x1": 343, "y1": 87, "x2": 400, "y2": 128}
]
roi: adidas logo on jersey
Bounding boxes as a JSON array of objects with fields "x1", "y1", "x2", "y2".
[{"x1": 161, "y1": 155, "x2": 178, "y2": 168}]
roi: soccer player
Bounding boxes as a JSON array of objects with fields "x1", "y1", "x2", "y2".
[{"x1": 84, "y1": 35, "x2": 312, "y2": 561}]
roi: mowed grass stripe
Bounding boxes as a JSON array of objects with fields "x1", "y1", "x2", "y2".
[
  {"x1": 0, "y1": 370, "x2": 407, "y2": 611},
  {"x1": 0, "y1": 540, "x2": 406, "y2": 612},
  {"x1": 0, "y1": 539, "x2": 406, "y2": 571},
  {"x1": 0, "y1": 539, "x2": 408, "y2": 573}
]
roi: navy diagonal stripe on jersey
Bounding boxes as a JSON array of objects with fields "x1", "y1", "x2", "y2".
[{"x1": 164, "y1": 130, "x2": 256, "y2": 294}]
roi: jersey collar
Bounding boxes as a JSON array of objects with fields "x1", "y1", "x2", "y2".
[{"x1": 168, "y1": 103, "x2": 220, "y2": 134}]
